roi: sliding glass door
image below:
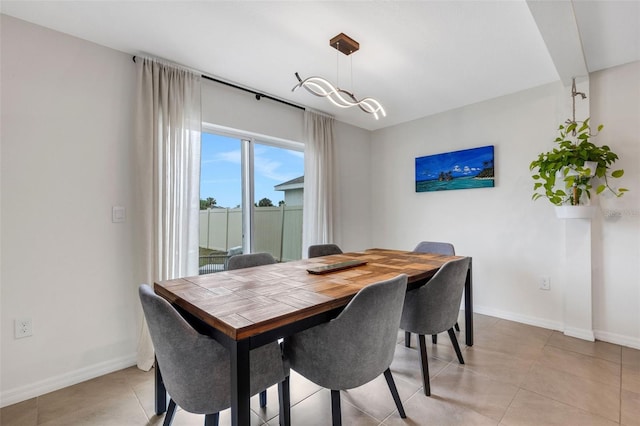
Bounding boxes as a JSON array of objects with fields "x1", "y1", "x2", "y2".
[
  {"x1": 252, "y1": 143, "x2": 304, "y2": 262},
  {"x1": 199, "y1": 127, "x2": 303, "y2": 271}
]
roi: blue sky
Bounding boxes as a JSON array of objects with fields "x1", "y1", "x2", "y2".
[
  {"x1": 200, "y1": 133, "x2": 304, "y2": 208},
  {"x1": 415, "y1": 145, "x2": 494, "y2": 182}
]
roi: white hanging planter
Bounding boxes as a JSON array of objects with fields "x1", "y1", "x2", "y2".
[
  {"x1": 555, "y1": 205, "x2": 595, "y2": 219},
  {"x1": 583, "y1": 161, "x2": 597, "y2": 177},
  {"x1": 555, "y1": 161, "x2": 598, "y2": 179}
]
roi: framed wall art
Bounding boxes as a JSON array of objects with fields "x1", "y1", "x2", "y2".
[{"x1": 415, "y1": 145, "x2": 494, "y2": 192}]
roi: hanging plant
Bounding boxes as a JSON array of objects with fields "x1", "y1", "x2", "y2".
[{"x1": 529, "y1": 118, "x2": 627, "y2": 206}]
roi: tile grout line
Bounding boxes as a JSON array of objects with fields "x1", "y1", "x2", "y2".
[
  {"x1": 618, "y1": 348, "x2": 623, "y2": 425},
  {"x1": 522, "y1": 335, "x2": 623, "y2": 425}
]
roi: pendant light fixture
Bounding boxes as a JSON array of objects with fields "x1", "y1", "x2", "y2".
[{"x1": 292, "y1": 33, "x2": 386, "y2": 120}]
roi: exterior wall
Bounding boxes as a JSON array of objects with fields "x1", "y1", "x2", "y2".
[{"x1": 284, "y1": 188, "x2": 303, "y2": 206}]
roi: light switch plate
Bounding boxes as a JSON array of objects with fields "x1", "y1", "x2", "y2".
[{"x1": 112, "y1": 206, "x2": 126, "y2": 223}]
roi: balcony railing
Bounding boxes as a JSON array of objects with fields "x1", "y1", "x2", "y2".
[{"x1": 199, "y1": 246, "x2": 243, "y2": 275}]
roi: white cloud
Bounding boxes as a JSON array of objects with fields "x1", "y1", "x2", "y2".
[
  {"x1": 202, "y1": 149, "x2": 241, "y2": 165},
  {"x1": 255, "y1": 156, "x2": 293, "y2": 182}
]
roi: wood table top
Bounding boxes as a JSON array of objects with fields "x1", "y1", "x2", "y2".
[{"x1": 155, "y1": 248, "x2": 460, "y2": 341}]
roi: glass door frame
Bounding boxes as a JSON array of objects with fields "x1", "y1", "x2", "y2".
[{"x1": 202, "y1": 122, "x2": 304, "y2": 255}]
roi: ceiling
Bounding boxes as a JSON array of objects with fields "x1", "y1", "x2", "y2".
[{"x1": 2, "y1": 1, "x2": 639, "y2": 131}]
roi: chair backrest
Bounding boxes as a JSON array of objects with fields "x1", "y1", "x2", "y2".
[
  {"x1": 227, "y1": 246, "x2": 243, "y2": 257},
  {"x1": 413, "y1": 241, "x2": 455, "y2": 256},
  {"x1": 227, "y1": 252, "x2": 276, "y2": 270},
  {"x1": 400, "y1": 257, "x2": 470, "y2": 336},
  {"x1": 138, "y1": 284, "x2": 230, "y2": 415},
  {"x1": 285, "y1": 274, "x2": 408, "y2": 390},
  {"x1": 308, "y1": 244, "x2": 343, "y2": 258}
]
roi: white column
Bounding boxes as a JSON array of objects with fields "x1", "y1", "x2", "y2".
[
  {"x1": 560, "y1": 76, "x2": 594, "y2": 341},
  {"x1": 562, "y1": 216, "x2": 595, "y2": 341}
]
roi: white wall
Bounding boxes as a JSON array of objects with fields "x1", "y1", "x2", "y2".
[
  {"x1": 1, "y1": 15, "x2": 140, "y2": 406},
  {"x1": 589, "y1": 61, "x2": 640, "y2": 345},
  {"x1": 333, "y1": 120, "x2": 373, "y2": 252},
  {"x1": 0, "y1": 15, "x2": 373, "y2": 406},
  {"x1": 370, "y1": 63, "x2": 640, "y2": 348},
  {"x1": 202, "y1": 80, "x2": 304, "y2": 143}
]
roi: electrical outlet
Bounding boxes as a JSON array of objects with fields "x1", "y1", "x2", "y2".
[
  {"x1": 540, "y1": 276, "x2": 551, "y2": 291},
  {"x1": 15, "y1": 318, "x2": 33, "y2": 338}
]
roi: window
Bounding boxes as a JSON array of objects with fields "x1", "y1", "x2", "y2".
[{"x1": 199, "y1": 125, "x2": 304, "y2": 271}]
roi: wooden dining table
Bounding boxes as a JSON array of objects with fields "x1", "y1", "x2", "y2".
[{"x1": 154, "y1": 248, "x2": 473, "y2": 426}]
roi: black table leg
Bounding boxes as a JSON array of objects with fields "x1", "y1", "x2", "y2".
[
  {"x1": 464, "y1": 258, "x2": 473, "y2": 346},
  {"x1": 154, "y1": 357, "x2": 167, "y2": 415},
  {"x1": 230, "y1": 339, "x2": 251, "y2": 426}
]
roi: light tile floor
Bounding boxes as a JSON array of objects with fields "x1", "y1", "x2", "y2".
[{"x1": 2, "y1": 313, "x2": 639, "y2": 426}]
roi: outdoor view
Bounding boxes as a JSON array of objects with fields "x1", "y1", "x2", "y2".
[{"x1": 199, "y1": 132, "x2": 304, "y2": 273}]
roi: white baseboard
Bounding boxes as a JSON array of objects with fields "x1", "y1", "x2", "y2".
[
  {"x1": 563, "y1": 327, "x2": 595, "y2": 342},
  {"x1": 595, "y1": 330, "x2": 640, "y2": 350},
  {"x1": 0, "y1": 353, "x2": 137, "y2": 408},
  {"x1": 472, "y1": 304, "x2": 640, "y2": 350},
  {"x1": 472, "y1": 305, "x2": 564, "y2": 332}
]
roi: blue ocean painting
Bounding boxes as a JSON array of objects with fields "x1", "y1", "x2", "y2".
[{"x1": 415, "y1": 145, "x2": 494, "y2": 192}]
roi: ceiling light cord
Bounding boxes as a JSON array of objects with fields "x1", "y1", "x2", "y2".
[{"x1": 350, "y1": 54, "x2": 354, "y2": 94}]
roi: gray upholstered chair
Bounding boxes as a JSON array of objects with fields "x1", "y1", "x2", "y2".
[
  {"x1": 413, "y1": 241, "x2": 455, "y2": 256},
  {"x1": 408, "y1": 241, "x2": 459, "y2": 346},
  {"x1": 139, "y1": 284, "x2": 290, "y2": 426},
  {"x1": 227, "y1": 252, "x2": 276, "y2": 270},
  {"x1": 308, "y1": 243, "x2": 343, "y2": 258},
  {"x1": 284, "y1": 275, "x2": 408, "y2": 426},
  {"x1": 400, "y1": 257, "x2": 471, "y2": 396}
]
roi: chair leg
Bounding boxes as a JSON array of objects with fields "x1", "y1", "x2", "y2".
[
  {"x1": 383, "y1": 368, "x2": 406, "y2": 418},
  {"x1": 448, "y1": 328, "x2": 465, "y2": 364},
  {"x1": 418, "y1": 334, "x2": 431, "y2": 396},
  {"x1": 404, "y1": 331, "x2": 411, "y2": 347},
  {"x1": 278, "y1": 376, "x2": 291, "y2": 426},
  {"x1": 163, "y1": 399, "x2": 177, "y2": 426},
  {"x1": 455, "y1": 321, "x2": 460, "y2": 331},
  {"x1": 432, "y1": 334, "x2": 437, "y2": 344},
  {"x1": 204, "y1": 413, "x2": 219, "y2": 426},
  {"x1": 260, "y1": 389, "x2": 267, "y2": 407},
  {"x1": 330, "y1": 390, "x2": 342, "y2": 426}
]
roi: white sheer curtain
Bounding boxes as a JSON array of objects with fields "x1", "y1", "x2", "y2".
[
  {"x1": 302, "y1": 111, "x2": 336, "y2": 257},
  {"x1": 134, "y1": 58, "x2": 202, "y2": 370}
]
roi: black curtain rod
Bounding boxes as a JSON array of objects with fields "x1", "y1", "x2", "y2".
[{"x1": 133, "y1": 56, "x2": 304, "y2": 111}]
